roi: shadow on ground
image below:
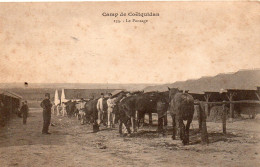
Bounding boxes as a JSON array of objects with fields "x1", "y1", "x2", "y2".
[
  {"x1": 0, "y1": 113, "x2": 67, "y2": 148},
  {"x1": 129, "y1": 126, "x2": 240, "y2": 145}
]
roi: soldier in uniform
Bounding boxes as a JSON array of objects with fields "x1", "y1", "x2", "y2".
[
  {"x1": 40, "y1": 93, "x2": 52, "y2": 134},
  {"x1": 21, "y1": 101, "x2": 29, "y2": 125},
  {"x1": 107, "y1": 93, "x2": 116, "y2": 128},
  {"x1": 96, "y1": 93, "x2": 105, "y2": 125}
]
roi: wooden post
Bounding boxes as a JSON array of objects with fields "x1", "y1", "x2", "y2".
[
  {"x1": 230, "y1": 95, "x2": 234, "y2": 122},
  {"x1": 204, "y1": 103, "x2": 208, "y2": 117},
  {"x1": 222, "y1": 101, "x2": 227, "y2": 134},
  {"x1": 204, "y1": 94, "x2": 211, "y2": 117},
  {"x1": 194, "y1": 104, "x2": 202, "y2": 131},
  {"x1": 200, "y1": 102, "x2": 209, "y2": 145},
  {"x1": 227, "y1": 92, "x2": 235, "y2": 122},
  {"x1": 255, "y1": 92, "x2": 260, "y2": 101}
]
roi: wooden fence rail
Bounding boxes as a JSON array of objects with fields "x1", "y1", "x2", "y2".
[{"x1": 194, "y1": 100, "x2": 260, "y2": 105}]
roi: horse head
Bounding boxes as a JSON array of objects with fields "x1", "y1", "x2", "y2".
[{"x1": 168, "y1": 87, "x2": 180, "y2": 100}]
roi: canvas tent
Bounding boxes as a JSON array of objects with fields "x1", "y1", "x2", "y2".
[{"x1": 54, "y1": 89, "x2": 60, "y2": 105}]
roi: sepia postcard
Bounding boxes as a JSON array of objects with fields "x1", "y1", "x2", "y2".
[{"x1": 0, "y1": 1, "x2": 259, "y2": 167}]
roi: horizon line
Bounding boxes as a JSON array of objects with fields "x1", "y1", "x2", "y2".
[{"x1": 0, "y1": 68, "x2": 259, "y2": 85}]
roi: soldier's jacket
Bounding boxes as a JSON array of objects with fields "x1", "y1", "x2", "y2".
[
  {"x1": 21, "y1": 104, "x2": 29, "y2": 114},
  {"x1": 40, "y1": 99, "x2": 52, "y2": 113}
]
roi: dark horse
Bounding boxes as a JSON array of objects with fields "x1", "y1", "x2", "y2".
[
  {"x1": 168, "y1": 87, "x2": 194, "y2": 145},
  {"x1": 118, "y1": 91, "x2": 169, "y2": 135},
  {"x1": 65, "y1": 101, "x2": 78, "y2": 118},
  {"x1": 84, "y1": 99, "x2": 100, "y2": 132}
]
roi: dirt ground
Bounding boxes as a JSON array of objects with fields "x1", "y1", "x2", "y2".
[{"x1": 0, "y1": 108, "x2": 259, "y2": 167}]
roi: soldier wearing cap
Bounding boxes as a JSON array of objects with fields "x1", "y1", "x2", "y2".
[{"x1": 40, "y1": 93, "x2": 52, "y2": 134}]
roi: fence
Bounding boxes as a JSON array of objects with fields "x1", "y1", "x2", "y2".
[{"x1": 195, "y1": 100, "x2": 260, "y2": 144}]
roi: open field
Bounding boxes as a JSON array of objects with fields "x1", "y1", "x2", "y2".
[{"x1": 0, "y1": 108, "x2": 259, "y2": 167}]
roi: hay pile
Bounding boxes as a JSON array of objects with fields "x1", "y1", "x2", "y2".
[{"x1": 207, "y1": 105, "x2": 230, "y2": 122}]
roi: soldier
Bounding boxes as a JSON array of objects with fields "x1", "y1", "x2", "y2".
[
  {"x1": 96, "y1": 93, "x2": 105, "y2": 125},
  {"x1": 21, "y1": 101, "x2": 29, "y2": 125},
  {"x1": 40, "y1": 93, "x2": 52, "y2": 134},
  {"x1": 107, "y1": 93, "x2": 116, "y2": 128}
]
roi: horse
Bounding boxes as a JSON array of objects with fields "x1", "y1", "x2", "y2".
[
  {"x1": 136, "y1": 91, "x2": 169, "y2": 129},
  {"x1": 65, "y1": 101, "x2": 78, "y2": 118},
  {"x1": 118, "y1": 91, "x2": 169, "y2": 135},
  {"x1": 168, "y1": 87, "x2": 194, "y2": 145}
]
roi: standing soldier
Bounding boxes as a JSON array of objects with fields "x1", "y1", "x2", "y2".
[
  {"x1": 96, "y1": 93, "x2": 105, "y2": 126},
  {"x1": 107, "y1": 93, "x2": 116, "y2": 128},
  {"x1": 21, "y1": 101, "x2": 29, "y2": 125},
  {"x1": 40, "y1": 93, "x2": 52, "y2": 134}
]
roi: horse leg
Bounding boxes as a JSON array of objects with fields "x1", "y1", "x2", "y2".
[
  {"x1": 125, "y1": 118, "x2": 131, "y2": 134},
  {"x1": 179, "y1": 119, "x2": 185, "y2": 141},
  {"x1": 131, "y1": 114, "x2": 137, "y2": 133},
  {"x1": 136, "y1": 110, "x2": 139, "y2": 129},
  {"x1": 83, "y1": 114, "x2": 87, "y2": 124},
  {"x1": 157, "y1": 112, "x2": 162, "y2": 134},
  {"x1": 130, "y1": 116, "x2": 133, "y2": 132},
  {"x1": 171, "y1": 114, "x2": 176, "y2": 140},
  {"x1": 107, "y1": 110, "x2": 111, "y2": 128},
  {"x1": 134, "y1": 111, "x2": 137, "y2": 132},
  {"x1": 126, "y1": 123, "x2": 131, "y2": 134},
  {"x1": 184, "y1": 119, "x2": 192, "y2": 145},
  {"x1": 149, "y1": 112, "x2": 153, "y2": 126},
  {"x1": 140, "y1": 113, "x2": 145, "y2": 127},
  {"x1": 162, "y1": 112, "x2": 166, "y2": 135},
  {"x1": 119, "y1": 119, "x2": 123, "y2": 134},
  {"x1": 164, "y1": 112, "x2": 168, "y2": 127}
]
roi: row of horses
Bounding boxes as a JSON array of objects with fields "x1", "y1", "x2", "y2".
[{"x1": 60, "y1": 88, "x2": 196, "y2": 145}]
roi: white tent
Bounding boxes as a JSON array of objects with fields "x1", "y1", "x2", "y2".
[
  {"x1": 54, "y1": 89, "x2": 60, "y2": 105},
  {"x1": 61, "y1": 89, "x2": 68, "y2": 103}
]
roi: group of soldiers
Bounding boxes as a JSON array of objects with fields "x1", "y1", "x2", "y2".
[
  {"x1": 51, "y1": 92, "x2": 122, "y2": 128},
  {"x1": 97, "y1": 93, "x2": 116, "y2": 128},
  {"x1": 1, "y1": 92, "x2": 122, "y2": 135},
  {"x1": 16, "y1": 93, "x2": 53, "y2": 135},
  {"x1": 41, "y1": 91, "x2": 131, "y2": 134}
]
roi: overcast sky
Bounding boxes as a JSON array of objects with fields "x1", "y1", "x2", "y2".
[{"x1": 0, "y1": 2, "x2": 259, "y2": 84}]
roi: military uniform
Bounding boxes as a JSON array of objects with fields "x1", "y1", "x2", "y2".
[
  {"x1": 107, "y1": 97, "x2": 116, "y2": 128},
  {"x1": 96, "y1": 97, "x2": 105, "y2": 125},
  {"x1": 21, "y1": 104, "x2": 29, "y2": 124},
  {"x1": 40, "y1": 98, "x2": 52, "y2": 134}
]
